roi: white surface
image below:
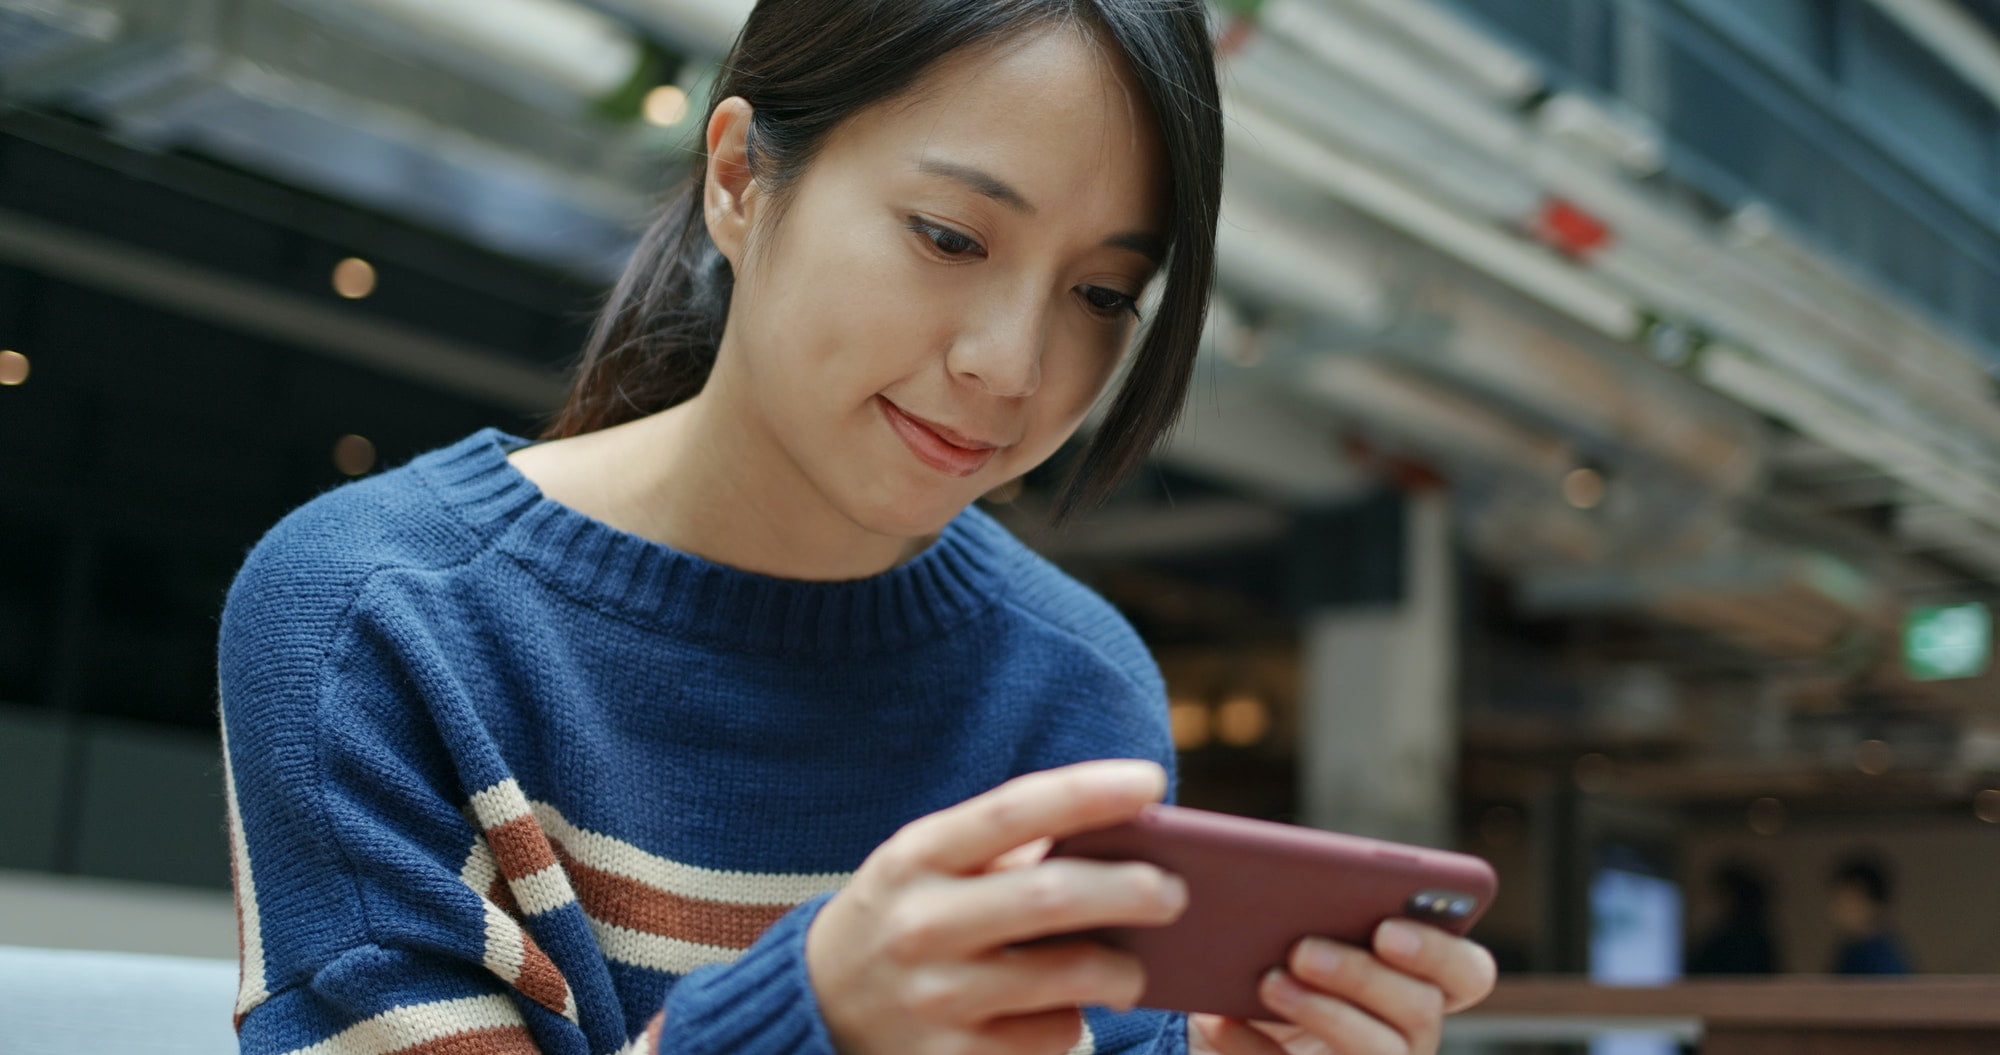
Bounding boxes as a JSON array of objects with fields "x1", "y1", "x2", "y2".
[
  {"x1": 0, "y1": 944, "x2": 238, "y2": 1055},
  {"x1": 0, "y1": 869, "x2": 237, "y2": 960}
]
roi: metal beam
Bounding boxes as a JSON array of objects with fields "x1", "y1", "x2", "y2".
[{"x1": 0, "y1": 206, "x2": 564, "y2": 412}]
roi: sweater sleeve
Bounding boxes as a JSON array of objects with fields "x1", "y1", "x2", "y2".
[{"x1": 219, "y1": 552, "x2": 843, "y2": 1055}]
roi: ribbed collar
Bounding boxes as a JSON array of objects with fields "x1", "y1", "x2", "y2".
[{"x1": 415, "y1": 428, "x2": 1012, "y2": 659}]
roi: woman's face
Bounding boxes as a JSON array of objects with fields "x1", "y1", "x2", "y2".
[{"x1": 706, "y1": 25, "x2": 1168, "y2": 539}]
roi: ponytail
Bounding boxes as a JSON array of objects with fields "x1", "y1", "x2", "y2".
[{"x1": 542, "y1": 181, "x2": 732, "y2": 438}]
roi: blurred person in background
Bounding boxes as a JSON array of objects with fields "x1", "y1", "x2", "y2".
[
  {"x1": 1827, "y1": 855, "x2": 1912, "y2": 975},
  {"x1": 1685, "y1": 860, "x2": 1780, "y2": 975},
  {"x1": 216, "y1": 1, "x2": 1494, "y2": 1054}
]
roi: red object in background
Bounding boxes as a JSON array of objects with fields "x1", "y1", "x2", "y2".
[
  {"x1": 1341, "y1": 433, "x2": 1448, "y2": 493},
  {"x1": 1215, "y1": 15, "x2": 1255, "y2": 56},
  {"x1": 1533, "y1": 196, "x2": 1614, "y2": 259}
]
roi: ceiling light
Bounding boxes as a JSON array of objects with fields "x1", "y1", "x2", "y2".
[
  {"x1": 333, "y1": 434, "x2": 378, "y2": 476},
  {"x1": 0, "y1": 350, "x2": 27, "y2": 386},
  {"x1": 643, "y1": 85, "x2": 690, "y2": 127},
  {"x1": 1169, "y1": 699, "x2": 1211, "y2": 751},
  {"x1": 333, "y1": 258, "x2": 378, "y2": 299},
  {"x1": 1216, "y1": 693, "x2": 1271, "y2": 746}
]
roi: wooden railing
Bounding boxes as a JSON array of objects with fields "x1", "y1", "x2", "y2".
[{"x1": 1454, "y1": 976, "x2": 2000, "y2": 1053}]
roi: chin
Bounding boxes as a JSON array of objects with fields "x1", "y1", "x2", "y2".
[{"x1": 843, "y1": 483, "x2": 978, "y2": 543}]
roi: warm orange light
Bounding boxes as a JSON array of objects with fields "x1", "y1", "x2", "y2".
[
  {"x1": 0, "y1": 349, "x2": 28, "y2": 386},
  {"x1": 332, "y1": 434, "x2": 378, "y2": 476},
  {"x1": 643, "y1": 85, "x2": 689, "y2": 127},
  {"x1": 1215, "y1": 693, "x2": 1270, "y2": 747},
  {"x1": 333, "y1": 257, "x2": 378, "y2": 299},
  {"x1": 1169, "y1": 699, "x2": 1211, "y2": 751}
]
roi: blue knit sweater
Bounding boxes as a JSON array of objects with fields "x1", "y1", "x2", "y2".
[{"x1": 217, "y1": 428, "x2": 1186, "y2": 1055}]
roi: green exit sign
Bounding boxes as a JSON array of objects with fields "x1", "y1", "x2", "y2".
[{"x1": 1905, "y1": 603, "x2": 1992, "y2": 681}]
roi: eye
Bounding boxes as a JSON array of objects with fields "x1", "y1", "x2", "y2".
[
  {"x1": 906, "y1": 217, "x2": 985, "y2": 260},
  {"x1": 1079, "y1": 285, "x2": 1140, "y2": 321}
]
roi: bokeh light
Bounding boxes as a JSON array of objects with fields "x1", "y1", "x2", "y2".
[
  {"x1": 643, "y1": 85, "x2": 690, "y2": 127},
  {"x1": 1169, "y1": 698, "x2": 1210, "y2": 751},
  {"x1": 332, "y1": 257, "x2": 378, "y2": 299},
  {"x1": 332, "y1": 434, "x2": 378, "y2": 477},
  {"x1": 1215, "y1": 692, "x2": 1271, "y2": 747},
  {"x1": 0, "y1": 349, "x2": 28, "y2": 386},
  {"x1": 1563, "y1": 467, "x2": 1605, "y2": 510}
]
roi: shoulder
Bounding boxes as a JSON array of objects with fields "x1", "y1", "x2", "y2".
[
  {"x1": 967, "y1": 506, "x2": 1163, "y2": 701},
  {"x1": 219, "y1": 430, "x2": 519, "y2": 693}
]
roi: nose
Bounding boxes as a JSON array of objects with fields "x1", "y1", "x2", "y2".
[{"x1": 946, "y1": 290, "x2": 1047, "y2": 400}]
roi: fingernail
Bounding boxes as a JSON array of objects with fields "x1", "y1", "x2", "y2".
[
  {"x1": 1378, "y1": 919, "x2": 1422, "y2": 959},
  {"x1": 1260, "y1": 967, "x2": 1297, "y2": 1008},
  {"x1": 1161, "y1": 874, "x2": 1189, "y2": 912},
  {"x1": 1300, "y1": 937, "x2": 1343, "y2": 977},
  {"x1": 1097, "y1": 759, "x2": 1164, "y2": 793}
]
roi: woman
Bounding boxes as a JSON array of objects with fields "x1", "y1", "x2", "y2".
[{"x1": 218, "y1": 1, "x2": 1495, "y2": 1053}]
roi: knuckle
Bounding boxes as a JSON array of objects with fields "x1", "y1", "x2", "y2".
[
  {"x1": 882, "y1": 903, "x2": 944, "y2": 964},
  {"x1": 1020, "y1": 867, "x2": 1075, "y2": 915},
  {"x1": 901, "y1": 970, "x2": 968, "y2": 1023},
  {"x1": 872, "y1": 830, "x2": 925, "y2": 882},
  {"x1": 1410, "y1": 981, "x2": 1447, "y2": 1023}
]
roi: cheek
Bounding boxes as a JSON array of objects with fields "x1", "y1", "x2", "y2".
[
  {"x1": 747, "y1": 222, "x2": 940, "y2": 404},
  {"x1": 1013, "y1": 334, "x2": 1132, "y2": 463}
]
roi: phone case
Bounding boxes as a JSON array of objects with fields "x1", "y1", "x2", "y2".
[{"x1": 1047, "y1": 804, "x2": 1497, "y2": 1020}]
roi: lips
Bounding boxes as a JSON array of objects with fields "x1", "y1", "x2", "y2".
[{"x1": 877, "y1": 397, "x2": 1001, "y2": 477}]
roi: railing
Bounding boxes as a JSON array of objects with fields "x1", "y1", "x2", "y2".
[{"x1": 1451, "y1": 975, "x2": 2000, "y2": 1053}]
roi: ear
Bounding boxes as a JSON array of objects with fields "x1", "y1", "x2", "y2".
[{"x1": 703, "y1": 96, "x2": 760, "y2": 269}]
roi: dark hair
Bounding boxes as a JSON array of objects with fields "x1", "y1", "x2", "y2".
[
  {"x1": 543, "y1": 0, "x2": 1222, "y2": 522},
  {"x1": 1832, "y1": 854, "x2": 1893, "y2": 906}
]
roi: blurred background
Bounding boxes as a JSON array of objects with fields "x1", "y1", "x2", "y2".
[{"x1": 3, "y1": 0, "x2": 2000, "y2": 1048}]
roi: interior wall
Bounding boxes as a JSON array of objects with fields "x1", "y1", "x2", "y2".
[{"x1": 1683, "y1": 813, "x2": 2000, "y2": 974}]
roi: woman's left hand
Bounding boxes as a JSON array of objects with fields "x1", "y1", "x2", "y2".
[{"x1": 1187, "y1": 919, "x2": 1497, "y2": 1055}]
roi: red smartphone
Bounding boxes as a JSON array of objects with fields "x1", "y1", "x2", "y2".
[{"x1": 1046, "y1": 804, "x2": 1497, "y2": 1020}]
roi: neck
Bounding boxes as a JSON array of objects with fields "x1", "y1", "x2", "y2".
[{"x1": 525, "y1": 385, "x2": 931, "y2": 582}]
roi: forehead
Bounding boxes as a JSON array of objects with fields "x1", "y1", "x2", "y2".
[{"x1": 818, "y1": 24, "x2": 1167, "y2": 225}]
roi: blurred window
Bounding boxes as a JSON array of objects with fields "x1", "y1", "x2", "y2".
[{"x1": 1843, "y1": 2, "x2": 1996, "y2": 201}]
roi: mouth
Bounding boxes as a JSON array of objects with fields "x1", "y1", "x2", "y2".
[{"x1": 876, "y1": 397, "x2": 1002, "y2": 478}]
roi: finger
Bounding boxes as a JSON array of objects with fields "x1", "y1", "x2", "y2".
[
  {"x1": 894, "y1": 759, "x2": 1166, "y2": 875},
  {"x1": 892, "y1": 858, "x2": 1186, "y2": 959},
  {"x1": 905, "y1": 941, "x2": 1146, "y2": 1022},
  {"x1": 982, "y1": 1009, "x2": 1089, "y2": 1053},
  {"x1": 985, "y1": 836, "x2": 1053, "y2": 873},
  {"x1": 1190, "y1": 1013, "x2": 1287, "y2": 1055},
  {"x1": 1260, "y1": 969, "x2": 1407, "y2": 1055},
  {"x1": 1288, "y1": 938, "x2": 1442, "y2": 1049},
  {"x1": 1372, "y1": 919, "x2": 1499, "y2": 1014}
]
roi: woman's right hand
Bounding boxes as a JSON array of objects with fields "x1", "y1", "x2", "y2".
[{"x1": 805, "y1": 759, "x2": 1188, "y2": 1055}]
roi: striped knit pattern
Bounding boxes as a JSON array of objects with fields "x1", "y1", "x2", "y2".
[{"x1": 219, "y1": 428, "x2": 1185, "y2": 1055}]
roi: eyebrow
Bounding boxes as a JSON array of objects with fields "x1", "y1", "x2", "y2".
[
  {"x1": 919, "y1": 158, "x2": 1034, "y2": 213},
  {"x1": 916, "y1": 157, "x2": 1166, "y2": 265}
]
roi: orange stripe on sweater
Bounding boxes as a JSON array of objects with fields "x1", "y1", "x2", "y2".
[
  {"x1": 485, "y1": 815, "x2": 559, "y2": 881},
  {"x1": 551, "y1": 842, "x2": 793, "y2": 949},
  {"x1": 513, "y1": 932, "x2": 571, "y2": 1019},
  {"x1": 390, "y1": 1025, "x2": 542, "y2": 1055}
]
